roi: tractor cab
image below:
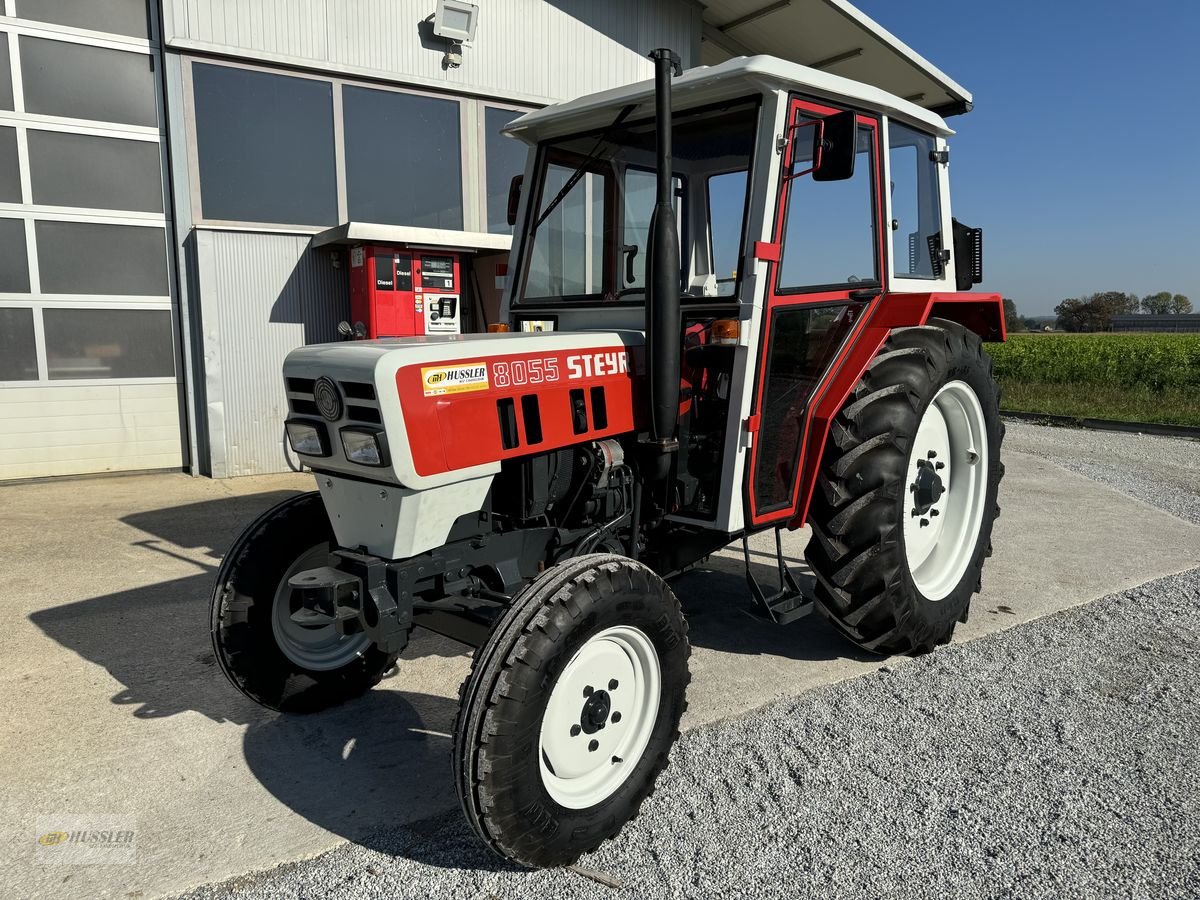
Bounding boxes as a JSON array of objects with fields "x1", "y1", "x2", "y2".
[{"x1": 498, "y1": 55, "x2": 987, "y2": 536}]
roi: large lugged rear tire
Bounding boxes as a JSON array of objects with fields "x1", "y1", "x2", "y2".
[
  {"x1": 454, "y1": 553, "x2": 690, "y2": 868},
  {"x1": 805, "y1": 318, "x2": 1004, "y2": 655},
  {"x1": 210, "y1": 492, "x2": 398, "y2": 712}
]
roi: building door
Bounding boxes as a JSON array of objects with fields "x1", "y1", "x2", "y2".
[{"x1": 0, "y1": 2, "x2": 183, "y2": 479}]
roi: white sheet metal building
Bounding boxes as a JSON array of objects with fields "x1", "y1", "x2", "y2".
[{"x1": 0, "y1": 0, "x2": 969, "y2": 481}]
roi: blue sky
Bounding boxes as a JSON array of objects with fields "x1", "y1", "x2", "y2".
[{"x1": 856, "y1": 0, "x2": 1200, "y2": 316}]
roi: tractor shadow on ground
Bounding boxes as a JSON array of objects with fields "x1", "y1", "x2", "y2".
[{"x1": 672, "y1": 551, "x2": 878, "y2": 664}]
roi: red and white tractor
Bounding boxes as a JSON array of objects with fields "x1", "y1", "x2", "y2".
[{"x1": 211, "y1": 49, "x2": 1004, "y2": 867}]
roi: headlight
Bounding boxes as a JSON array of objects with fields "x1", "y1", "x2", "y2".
[
  {"x1": 340, "y1": 428, "x2": 388, "y2": 466},
  {"x1": 285, "y1": 420, "x2": 329, "y2": 456}
]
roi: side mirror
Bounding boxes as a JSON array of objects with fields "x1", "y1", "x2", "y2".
[
  {"x1": 506, "y1": 174, "x2": 523, "y2": 227},
  {"x1": 786, "y1": 110, "x2": 858, "y2": 183},
  {"x1": 812, "y1": 110, "x2": 857, "y2": 182}
]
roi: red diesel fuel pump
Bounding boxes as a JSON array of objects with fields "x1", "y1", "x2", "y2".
[
  {"x1": 348, "y1": 243, "x2": 464, "y2": 337},
  {"x1": 213, "y1": 48, "x2": 1006, "y2": 869}
]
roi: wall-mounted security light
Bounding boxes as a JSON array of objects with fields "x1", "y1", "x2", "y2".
[{"x1": 433, "y1": 0, "x2": 478, "y2": 43}]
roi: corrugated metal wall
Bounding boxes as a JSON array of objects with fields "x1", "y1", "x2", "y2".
[
  {"x1": 162, "y1": 0, "x2": 702, "y2": 103},
  {"x1": 172, "y1": 0, "x2": 704, "y2": 476},
  {"x1": 194, "y1": 230, "x2": 347, "y2": 477}
]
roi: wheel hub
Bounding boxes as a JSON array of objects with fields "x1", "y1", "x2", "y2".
[
  {"x1": 911, "y1": 458, "x2": 945, "y2": 515},
  {"x1": 580, "y1": 689, "x2": 612, "y2": 734}
]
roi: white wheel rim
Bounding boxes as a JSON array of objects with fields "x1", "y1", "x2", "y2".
[
  {"x1": 271, "y1": 544, "x2": 371, "y2": 671},
  {"x1": 903, "y1": 380, "x2": 989, "y2": 602},
  {"x1": 538, "y1": 625, "x2": 662, "y2": 810}
]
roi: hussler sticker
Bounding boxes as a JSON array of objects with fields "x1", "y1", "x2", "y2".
[{"x1": 421, "y1": 362, "x2": 489, "y2": 396}]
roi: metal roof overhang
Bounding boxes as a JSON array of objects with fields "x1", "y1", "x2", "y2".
[{"x1": 699, "y1": 0, "x2": 972, "y2": 118}]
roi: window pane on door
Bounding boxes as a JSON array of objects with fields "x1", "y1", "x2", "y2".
[
  {"x1": 192, "y1": 63, "x2": 337, "y2": 226},
  {"x1": 35, "y1": 221, "x2": 168, "y2": 295},
  {"x1": 14, "y1": 0, "x2": 150, "y2": 38},
  {"x1": 343, "y1": 86, "x2": 463, "y2": 230},
  {"x1": 753, "y1": 304, "x2": 861, "y2": 512},
  {"x1": 20, "y1": 37, "x2": 157, "y2": 127},
  {"x1": 778, "y1": 125, "x2": 876, "y2": 290},
  {"x1": 44, "y1": 307, "x2": 174, "y2": 379},
  {"x1": 0, "y1": 218, "x2": 31, "y2": 293},
  {"x1": 485, "y1": 106, "x2": 527, "y2": 234},
  {"x1": 0, "y1": 308, "x2": 38, "y2": 381},
  {"x1": 0, "y1": 127, "x2": 20, "y2": 203},
  {"x1": 29, "y1": 131, "x2": 163, "y2": 212}
]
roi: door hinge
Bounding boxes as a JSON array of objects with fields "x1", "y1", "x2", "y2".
[
  {"x1": 745, "y1": 414, "x2": 761, "y2": 433},
  {"x1": 930, "y1": 148, "x2": 949, "y2": 164}
]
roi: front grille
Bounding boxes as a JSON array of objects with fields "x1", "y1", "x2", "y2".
[{"x1": 286, "y1": 378, "x2": 382, "y2": 428}]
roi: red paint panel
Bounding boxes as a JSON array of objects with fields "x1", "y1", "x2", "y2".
[
  {"x1": 395, "y1": 347, "x2": 639, "y2": 477},
  {"x1": 787, "y1": 291, "x2": 1005, "y2": 528}
]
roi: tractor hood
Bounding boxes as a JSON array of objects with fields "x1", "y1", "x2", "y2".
[{"x1": 283, "y1": 331, "x2": 644, "y2": 490}]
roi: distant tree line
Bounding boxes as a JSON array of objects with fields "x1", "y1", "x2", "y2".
[{"x1": 1045, "y1": 291, "x2": 1194, "y2": 333}]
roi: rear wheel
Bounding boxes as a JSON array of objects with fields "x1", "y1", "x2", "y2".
[
  {"x1": 453, "y1": 554, "x2": 690, "y2": 867},
  {"x1": 805, "y1": 319, "x2": 1004, "y2": 654},
  {"x1": 210, "y1": 492, "x2": 398, "y2": 712}
]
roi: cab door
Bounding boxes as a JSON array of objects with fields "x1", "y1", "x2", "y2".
[{"x1": 745, "y1": 97, "x2": 887, "y2": 528}]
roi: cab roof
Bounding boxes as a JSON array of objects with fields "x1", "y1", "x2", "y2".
[{"x1": 504, "y1": 54, "x2": 956, "y2": 146}]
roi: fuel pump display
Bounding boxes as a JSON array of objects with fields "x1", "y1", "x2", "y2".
[{"x1": 348, "y1": 243, "x2": 463, "y2": 337}]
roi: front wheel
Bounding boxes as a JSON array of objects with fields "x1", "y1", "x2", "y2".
[
  {"x1": 805, "y1": 318, "x2": 1004, "y2": 655},
  {"x1": 453, "y1": 554, "x2": 690, "y2": 867},
  {"x1": 210, "y1": 492, "x2": 398, "y2": 712}
]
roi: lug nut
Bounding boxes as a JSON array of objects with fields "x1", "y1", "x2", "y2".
[
  {"x1": 931, "y1": 509, "x2": 940, "y2": 517},
  {"x1": 570, "y1": 724, "x2": 581, "y2": 737},
  {"x1": 920, "y1": 518, "x2": 929, "y2": 527},
  {"x1": 612, "y1": 711, "x2": 622, "y2": 723},
  {"x1": 583, "y1": 685, "x2": 593, "y2": 697},
  {"x1": 935, "y1": 461, "x2": 945, "y2": 470},
  {"x1": 608, "y1": 679, "x2": 619, "y2": 690},
  {"x1": 588, "y1": 739, "x2": 599, "y2": 752},
  {"x1": 928, "y1": 450, "x2": 937, "y2": 459}
]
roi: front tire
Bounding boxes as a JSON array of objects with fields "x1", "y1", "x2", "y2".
[
  {"x1": 210, "y1": 492, "x2": 398, "y2": 712},
  {"x1": 453, "y1": 554, "x2": 690, "y2": 867},
  {"x1": 805, "y1": 319, "x2": 1004, "y2": 654}
]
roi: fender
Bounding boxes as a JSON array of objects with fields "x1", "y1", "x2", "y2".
[{"x1": 788, "y1": 291, "x2": 1003, "y2": 529}]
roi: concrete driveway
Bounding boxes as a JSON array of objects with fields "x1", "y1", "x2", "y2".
[{"x1": 1, "y1": 431, "x2": 1197, "y2": 898}]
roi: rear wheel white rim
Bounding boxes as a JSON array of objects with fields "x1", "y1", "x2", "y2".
[
  {"x1": 538, "y1": 625, "x2": 661, "y2": 810},
  {"x1": 903, "y1": 380, "x2": 989, "y2": 601}
]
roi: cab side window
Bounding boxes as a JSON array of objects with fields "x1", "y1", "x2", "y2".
[{"x1": 888, "y1": 121, "x2": 944, "y2": 279}]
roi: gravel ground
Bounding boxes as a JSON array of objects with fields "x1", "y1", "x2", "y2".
[
  {"x1": 1004, "y1": 420, "x2": 1200, "y2": 525},
  {"x1": 180, "y1": 425, "x2": 1200, "y2": 900}
]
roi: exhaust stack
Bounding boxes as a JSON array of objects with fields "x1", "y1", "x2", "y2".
[{"x1": 644, "y1": 48, "x2": 682, "y2": 476}]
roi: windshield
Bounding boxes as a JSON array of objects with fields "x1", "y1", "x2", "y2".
[{"x1": 518, "y1": 99, "x2": 758, "y2": 304}]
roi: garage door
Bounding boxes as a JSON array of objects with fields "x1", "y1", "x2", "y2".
[{"x1": 0, "y1": 5, "x2": 182, "y2": 480}]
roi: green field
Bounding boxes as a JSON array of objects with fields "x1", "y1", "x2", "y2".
[{"x1": 987, "y1": 333, "x2": 1200, "y2": 427}]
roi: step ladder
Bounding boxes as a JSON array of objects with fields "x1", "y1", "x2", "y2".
[{"x1": 742, "y1": 528, "x2": 814, "y2": 625}]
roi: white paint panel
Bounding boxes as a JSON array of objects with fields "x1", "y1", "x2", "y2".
[{"x1": 0, "y1": 381, "x2": 182, "y2": 478}]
